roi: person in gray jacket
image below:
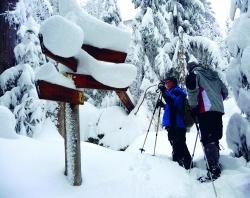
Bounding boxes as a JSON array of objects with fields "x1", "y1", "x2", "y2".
[{"x1": 185, "y1": 62, "x2": 228, "y2": 180}]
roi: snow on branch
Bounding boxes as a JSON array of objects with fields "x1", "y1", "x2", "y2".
[{"x1": 186, "y1": 35, "x2": 222, "y2": 68}]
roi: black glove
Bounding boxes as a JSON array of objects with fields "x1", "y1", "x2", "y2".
[
  {"x1": 158, "y1": 81, "x2": 166, "y2": 92},
  {"x1": 156, "y1": 99, "x2": 164, "y2": 108}
]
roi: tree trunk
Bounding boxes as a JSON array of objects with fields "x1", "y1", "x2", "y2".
[{"x1": 0, "y1": 0, "x2": 18, "y2": 74}]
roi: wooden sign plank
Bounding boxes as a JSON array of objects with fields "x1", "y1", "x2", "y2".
[
  {"x1": 82, "y1": 44, "x2": 127, "y2": 63},
  {"x1": 66, "y1": 73, "x2": 128, "y2": 91},
  {"x1": 36, "y1": 80, "x2": 84, "y2": 105},
  {"x1": 39, "y1": 34, "x2": 127, "y2": 72},
  {"x1": 39, "y1": 34, "x2": 78, "y2": 72},
  {"x1": 115, "y1": 91, "x2": 134, "y2": 113}
]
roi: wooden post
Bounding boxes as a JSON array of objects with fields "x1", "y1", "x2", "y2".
[
  {"x1": 65, "y1": 103, "x2": 82, "y2": 186},
  {"x1": 56, "y1": 102, "x2": 68, "y2": 176},
  {"x1": 36, "y1": 80, "x2": 83, "y2": 184},
  {"x1": 57, "y1": 102, "x2": 66, "y2": 138}
]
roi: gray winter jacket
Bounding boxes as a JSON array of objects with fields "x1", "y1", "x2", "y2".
[{"x1": 187, "y1": 67, "x2": 228, "y2": 114}]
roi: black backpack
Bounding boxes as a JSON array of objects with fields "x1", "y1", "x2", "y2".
[{"x1": 182, "y1": 97, "x2": 195, "y2": 131}]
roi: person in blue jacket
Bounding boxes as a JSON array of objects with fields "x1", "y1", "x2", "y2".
[{"x1": 157, "y1": 77, "x2": 191, "y2": 169}]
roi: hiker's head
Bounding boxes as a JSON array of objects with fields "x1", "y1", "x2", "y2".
[
  {"x1": 187, "y1": 61, "x2": 198, "y2": 72},
  {"x1": 165, "y1": 77, "x2": 177, "y2": 90}
]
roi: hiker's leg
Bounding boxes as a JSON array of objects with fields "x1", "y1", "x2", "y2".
[
  {"x1": 178, "y1": 128, "x2": 191, "y2": 169},
  {"x1": 198, "y1": 112, "x2": 222, "y2": 178}
]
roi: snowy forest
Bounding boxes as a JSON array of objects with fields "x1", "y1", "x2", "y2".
[{"x1": 0, "y1": 0, "x2": 250, "y2": 197}]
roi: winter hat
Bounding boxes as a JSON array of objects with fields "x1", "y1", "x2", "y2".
[
  {"x1": 187, "y1": 61, "x2": 198, "y2": 72},
  {"x1": 165, "y1": 76, "x2": 178, "y2": 85}
]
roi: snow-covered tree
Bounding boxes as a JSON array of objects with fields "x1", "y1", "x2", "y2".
[
  {"x1": 84, "y1": 0, "x2": 104, "y2": 19},
  {"x1": 127, "y1": 0, "x2": 172, "y2": 113},
  {"x1": 6, "y1": 0, "x2": 53, "y2": 25},
  {"x1": 162, "y1": 0, "x2": 222, "y2": 84},
  {"x1": 128, "y1": 0, "x2": 222, "y2": 114},
  {"x1": 102, "y1": 0, "x2": 122, "y2": 26},
  {"x1": 84, "y1": 0, "x2": 121, "y2": 26},
  {"x1": 0, "y1": 0, "x2": 58, "y2": 137},
  {"x1": 226, "y1": 0, "x2": 250, "y2": 161},
  {"x1": 14, "y1": 17, "x2": 44, "y2": 71}
]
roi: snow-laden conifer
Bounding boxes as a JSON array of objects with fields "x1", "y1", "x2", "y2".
[
  {"x1": 1, "y1": 0, "x2": 58, "y2": 137},
  {"x1": 129, "y1": 0, "x2": 222, "y2": 114},
  {"x1": 226, "y1": 0, "x2": 250, "y2": 161}
]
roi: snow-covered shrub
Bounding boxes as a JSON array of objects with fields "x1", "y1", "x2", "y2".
[
  {"x1": 0, "y1": 64, "x2": 46, "y2": 137},
  {"x1": 0, "y1": 106, "x2": 18, "y2": 139},
  {"x1": 79, "y1": 103, "x2": 143, "y2": 151},
  {"x1": 227, "y1": 113, "x2": 250, "y2": 161}
]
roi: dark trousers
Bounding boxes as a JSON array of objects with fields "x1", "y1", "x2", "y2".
[
  {"x1": 198, "y1": 111, "x2": 223, "y2": 146},
  {"x1": 167, "y1": 127, "x2": 191, "y2": 169}
]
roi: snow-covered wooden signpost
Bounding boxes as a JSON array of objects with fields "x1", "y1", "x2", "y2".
[{"x1": 35, "y1": 0, "x2": 136, "y2": 186}]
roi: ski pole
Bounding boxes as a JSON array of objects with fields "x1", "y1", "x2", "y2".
[
  {"x1": 139, "y1": 93, "x2": 161, "y2": 153},
  {"x1": 188, "y1": 129, "x2": 199, "y2": 173},
  {"x1": 134, "y1": 84, "x2": 157, "y2": 115},
  {"x1": 153, "y1": 94, "x2": 162, "y2": 156},
  {"x1": 195, "y1": 121, "x2": 218, "y2": 197}
]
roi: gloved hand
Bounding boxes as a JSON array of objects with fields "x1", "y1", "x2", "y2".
[
  {"x1": 190, "y1": 106, "x2": 199, "y2": 118},
  {"x1": 158, "y1": 81, "x2": 166, "y2": 92},
  {"x1": 156, "y1": 99, "x2": 164, "y2": 108}
]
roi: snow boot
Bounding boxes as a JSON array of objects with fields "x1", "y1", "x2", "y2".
[
  {"x1": 198, "y1": 164, "x2": 221, "y2": 183},
  {"x1": 204, "y1": 142, "x2": 221, "y2": 179}
]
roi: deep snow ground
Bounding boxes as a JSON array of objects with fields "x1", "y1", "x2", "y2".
[{"x1": 1, "y1": 98, "x2": 250, "y2": 198}]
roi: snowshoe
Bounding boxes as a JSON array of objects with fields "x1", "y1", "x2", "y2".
[
  {"x1": 197, "y1": 175, "x2": 216, "y2": 183},
  {"x1": 197, "y1": 168, "x2": 221, "y2": 183}
]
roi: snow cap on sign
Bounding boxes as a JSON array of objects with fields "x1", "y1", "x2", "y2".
[{"x1": 40, "y1": 15, "x2": 84, "y2": 58}]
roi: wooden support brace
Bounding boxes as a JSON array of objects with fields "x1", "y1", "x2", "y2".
[
  {"x1": 116, "y1": 91, "x2": 135, "y2": 113},
  {"x1": 36, "y1": 80, "x2": 84, "y2": 105}
]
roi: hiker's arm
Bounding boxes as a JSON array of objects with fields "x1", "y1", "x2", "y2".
[{"x1": 162, "y1": 91, "x2": 174, "y2": 105}]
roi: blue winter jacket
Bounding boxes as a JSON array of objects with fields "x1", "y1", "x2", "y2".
[{"x1": 162, "y1": 86, "x2": 187, "y2": 129}]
